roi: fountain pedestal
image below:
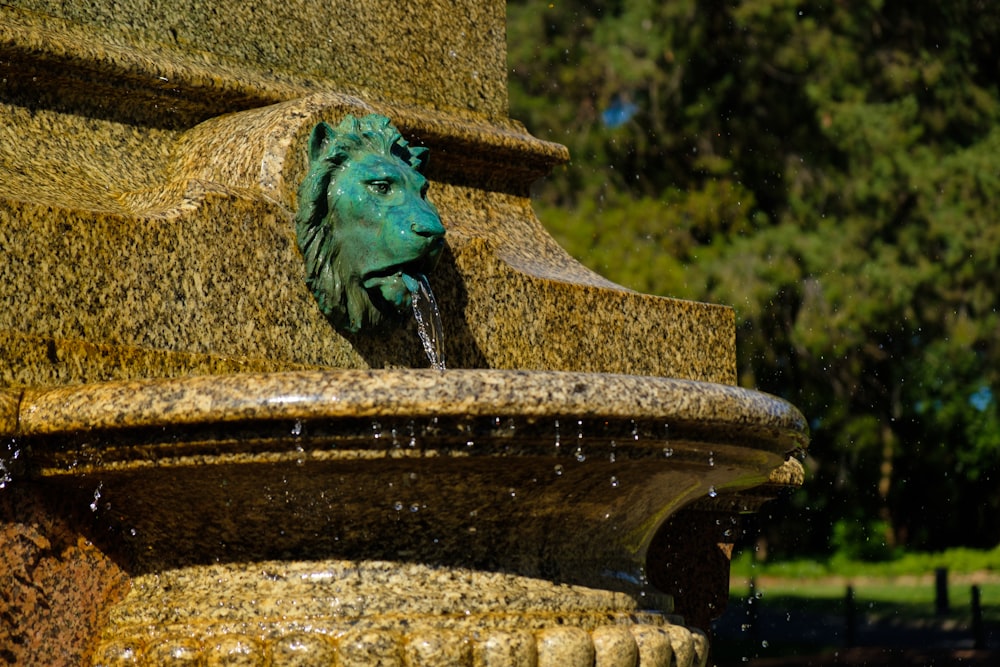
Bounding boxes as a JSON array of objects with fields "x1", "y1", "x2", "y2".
[
  {"x1": 8, "y1": 371, "x2": 804, "y2": 665},
  {"x1": 1, "y1": 2, "x2": 807, "y2": 665}
]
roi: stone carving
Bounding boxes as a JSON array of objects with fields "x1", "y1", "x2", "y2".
[
  {"x1": 294, "y1": 114, "x2": 446, "y2": 333},
  {"x1": 93, "y1": 623, "x2": 709, "y2": 667}
]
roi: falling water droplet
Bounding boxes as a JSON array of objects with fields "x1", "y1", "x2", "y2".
[
  {"x1": 0, "y1": 438, "x2": 24, "y2": 490},
  {"x1": 89, "y1": 483, "x2": 103, "y2": 512},
  {"x1": 410, "y1": 274, "x2": 446, "y2": 371}
]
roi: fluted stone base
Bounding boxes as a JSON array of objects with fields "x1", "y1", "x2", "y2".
[{"x1": 93, "y1": 559, "x2": 708, "y2": 667}]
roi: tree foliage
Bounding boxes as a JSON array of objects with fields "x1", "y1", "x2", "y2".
[{"x1": 508, "y1": 0, "x2": 1000, "y2": 556}]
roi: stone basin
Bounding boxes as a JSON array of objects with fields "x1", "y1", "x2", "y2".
[{"x1": 4, "y1": 369, "x2": 806, "y2": 665}]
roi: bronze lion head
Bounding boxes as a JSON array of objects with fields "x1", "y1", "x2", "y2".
[{"x1": 294, "y1": 114, "x2": 446, "y2": 333}]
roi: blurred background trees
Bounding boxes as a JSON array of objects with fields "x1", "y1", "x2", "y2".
[{"x1": 508, "y1": 0, "x2": 1000, "y2": 559}]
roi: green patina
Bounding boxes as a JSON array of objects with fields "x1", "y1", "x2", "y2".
[{"x1": 294, "y1": 114, "x2": 445, "y2": 333}]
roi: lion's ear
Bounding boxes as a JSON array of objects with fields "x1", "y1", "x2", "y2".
[
  {"x1": 308, "y1": 122, "x2": 336, "y2": 164},
  {"x1": 409, "y1": 146, "x2": 429, "y2": 172}
]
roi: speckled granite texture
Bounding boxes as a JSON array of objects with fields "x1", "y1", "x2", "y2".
[
  {"x1": 0, "y1": 30, "x2": 734, "y2": 386},
  {"x1": 91, "y1": 560, "x2": 709, "y2": 667},
  {"x1": 0, "y1": 2, "x2": 807, "y2": 665},
  {"x1": 2, "y1": 1, "x2": 507, "y2": 120},
  {"x1": 14, "y1": 371, "x2": 805, "y2": 589},
  {"x1": 0, "y1": 484, "x2": 130, "y2": 664},
  {"x1": 17, "y1": 369, "x2": 806, "y2": 440}
]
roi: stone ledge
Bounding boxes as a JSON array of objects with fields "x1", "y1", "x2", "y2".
[{"x1": 1, "y1": 1, "x2": 511, "y2": 121}]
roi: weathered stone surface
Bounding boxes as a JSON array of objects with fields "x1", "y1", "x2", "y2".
[
  {"x1": 0, "y1": 85, "x2": 734, "y2": 384},
  {"x1": 2, "y1": 0, "x2": 509, "y2": 120}
]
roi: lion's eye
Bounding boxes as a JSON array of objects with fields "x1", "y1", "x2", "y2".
[{"x1": 368, "y1": 180, "x2": 392, "y2": 196}]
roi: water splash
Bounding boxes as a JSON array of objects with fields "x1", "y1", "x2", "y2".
[
  {"x1": 0, "y1": 438, "x2": 21, "y2": 490},
  {"x1": 410, "y1": 274, "x2": 446, "y2": 371}
]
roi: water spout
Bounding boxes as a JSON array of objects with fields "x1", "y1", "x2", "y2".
[{"x1": 410, "y1": 274, "x2": 446, "y2": 371}]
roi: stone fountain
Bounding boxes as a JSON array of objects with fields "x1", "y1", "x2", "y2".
[{"x1": 0, "y1": 2, "x2": 808, "y2": 665}]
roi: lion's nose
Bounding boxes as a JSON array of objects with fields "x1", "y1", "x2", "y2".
[{"x1": 411, "y1": 214, "x2": 445, "y2": 240}]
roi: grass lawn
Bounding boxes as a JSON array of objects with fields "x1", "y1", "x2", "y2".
[
  {"x1": 729, "y1": 576, "x2": 1000, "y2": 626},
  {"x1": 712, "y1": 549, "x2": 1000, "y2": 664}
]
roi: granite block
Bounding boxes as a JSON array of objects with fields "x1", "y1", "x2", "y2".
[
  {"x1": 0, "y1": 86, "x2": 733, "y2": 385},
  {"x1": 2, "y1": 0, "x2": 508, "y2": 120}
]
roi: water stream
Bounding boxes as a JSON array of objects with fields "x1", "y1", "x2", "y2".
[{"x1": 410, "y1": 274, "x2": 446, "y2": 371}]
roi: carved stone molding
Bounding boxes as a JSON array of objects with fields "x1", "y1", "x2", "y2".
[
  {"x1": 90, "y1": 558, "x2": 709, "y2": 666},
  {"x1": 94, "y1": 622, "x2": 709, "y2": 667}
]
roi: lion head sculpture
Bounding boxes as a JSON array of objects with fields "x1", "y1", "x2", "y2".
[{"x1": 294, "y1": 114, "x2": 446, "y2": 333}]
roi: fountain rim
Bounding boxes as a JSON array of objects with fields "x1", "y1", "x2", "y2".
[{"x1": 8, "y1": 369, "x2": 808, "y2": 450}]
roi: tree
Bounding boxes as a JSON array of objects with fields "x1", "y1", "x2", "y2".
[{"x1": 508, "y1": 0, "x2": 1000, "y2": 557}]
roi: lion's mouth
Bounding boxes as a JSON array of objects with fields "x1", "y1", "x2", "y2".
[
  {"x1": 362, "y1": 266, "x2": 425, "y2": 311},
  {"x1": 361, "y1": 256, "x2": 430, "y2": 288},
  {"x1": 361, "y1": 234, "x2": 444, "y2": 312},
  {"x1": 362, "y1": 269, "x2": 421, "y2": 292},
  {"x1": 362, "y1": 239, "x2": 442, "y2": 300}
]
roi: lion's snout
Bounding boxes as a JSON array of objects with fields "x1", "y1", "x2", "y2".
[
  {"x1": 411, "y1": 216, "x2": 446, "y2": 239},
  {"x1": 396, "y1": 204, "x2": 446, "y2": 263},
  {"x1": 408, "y1": 200, "x2": 446, "y2": 240}
]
